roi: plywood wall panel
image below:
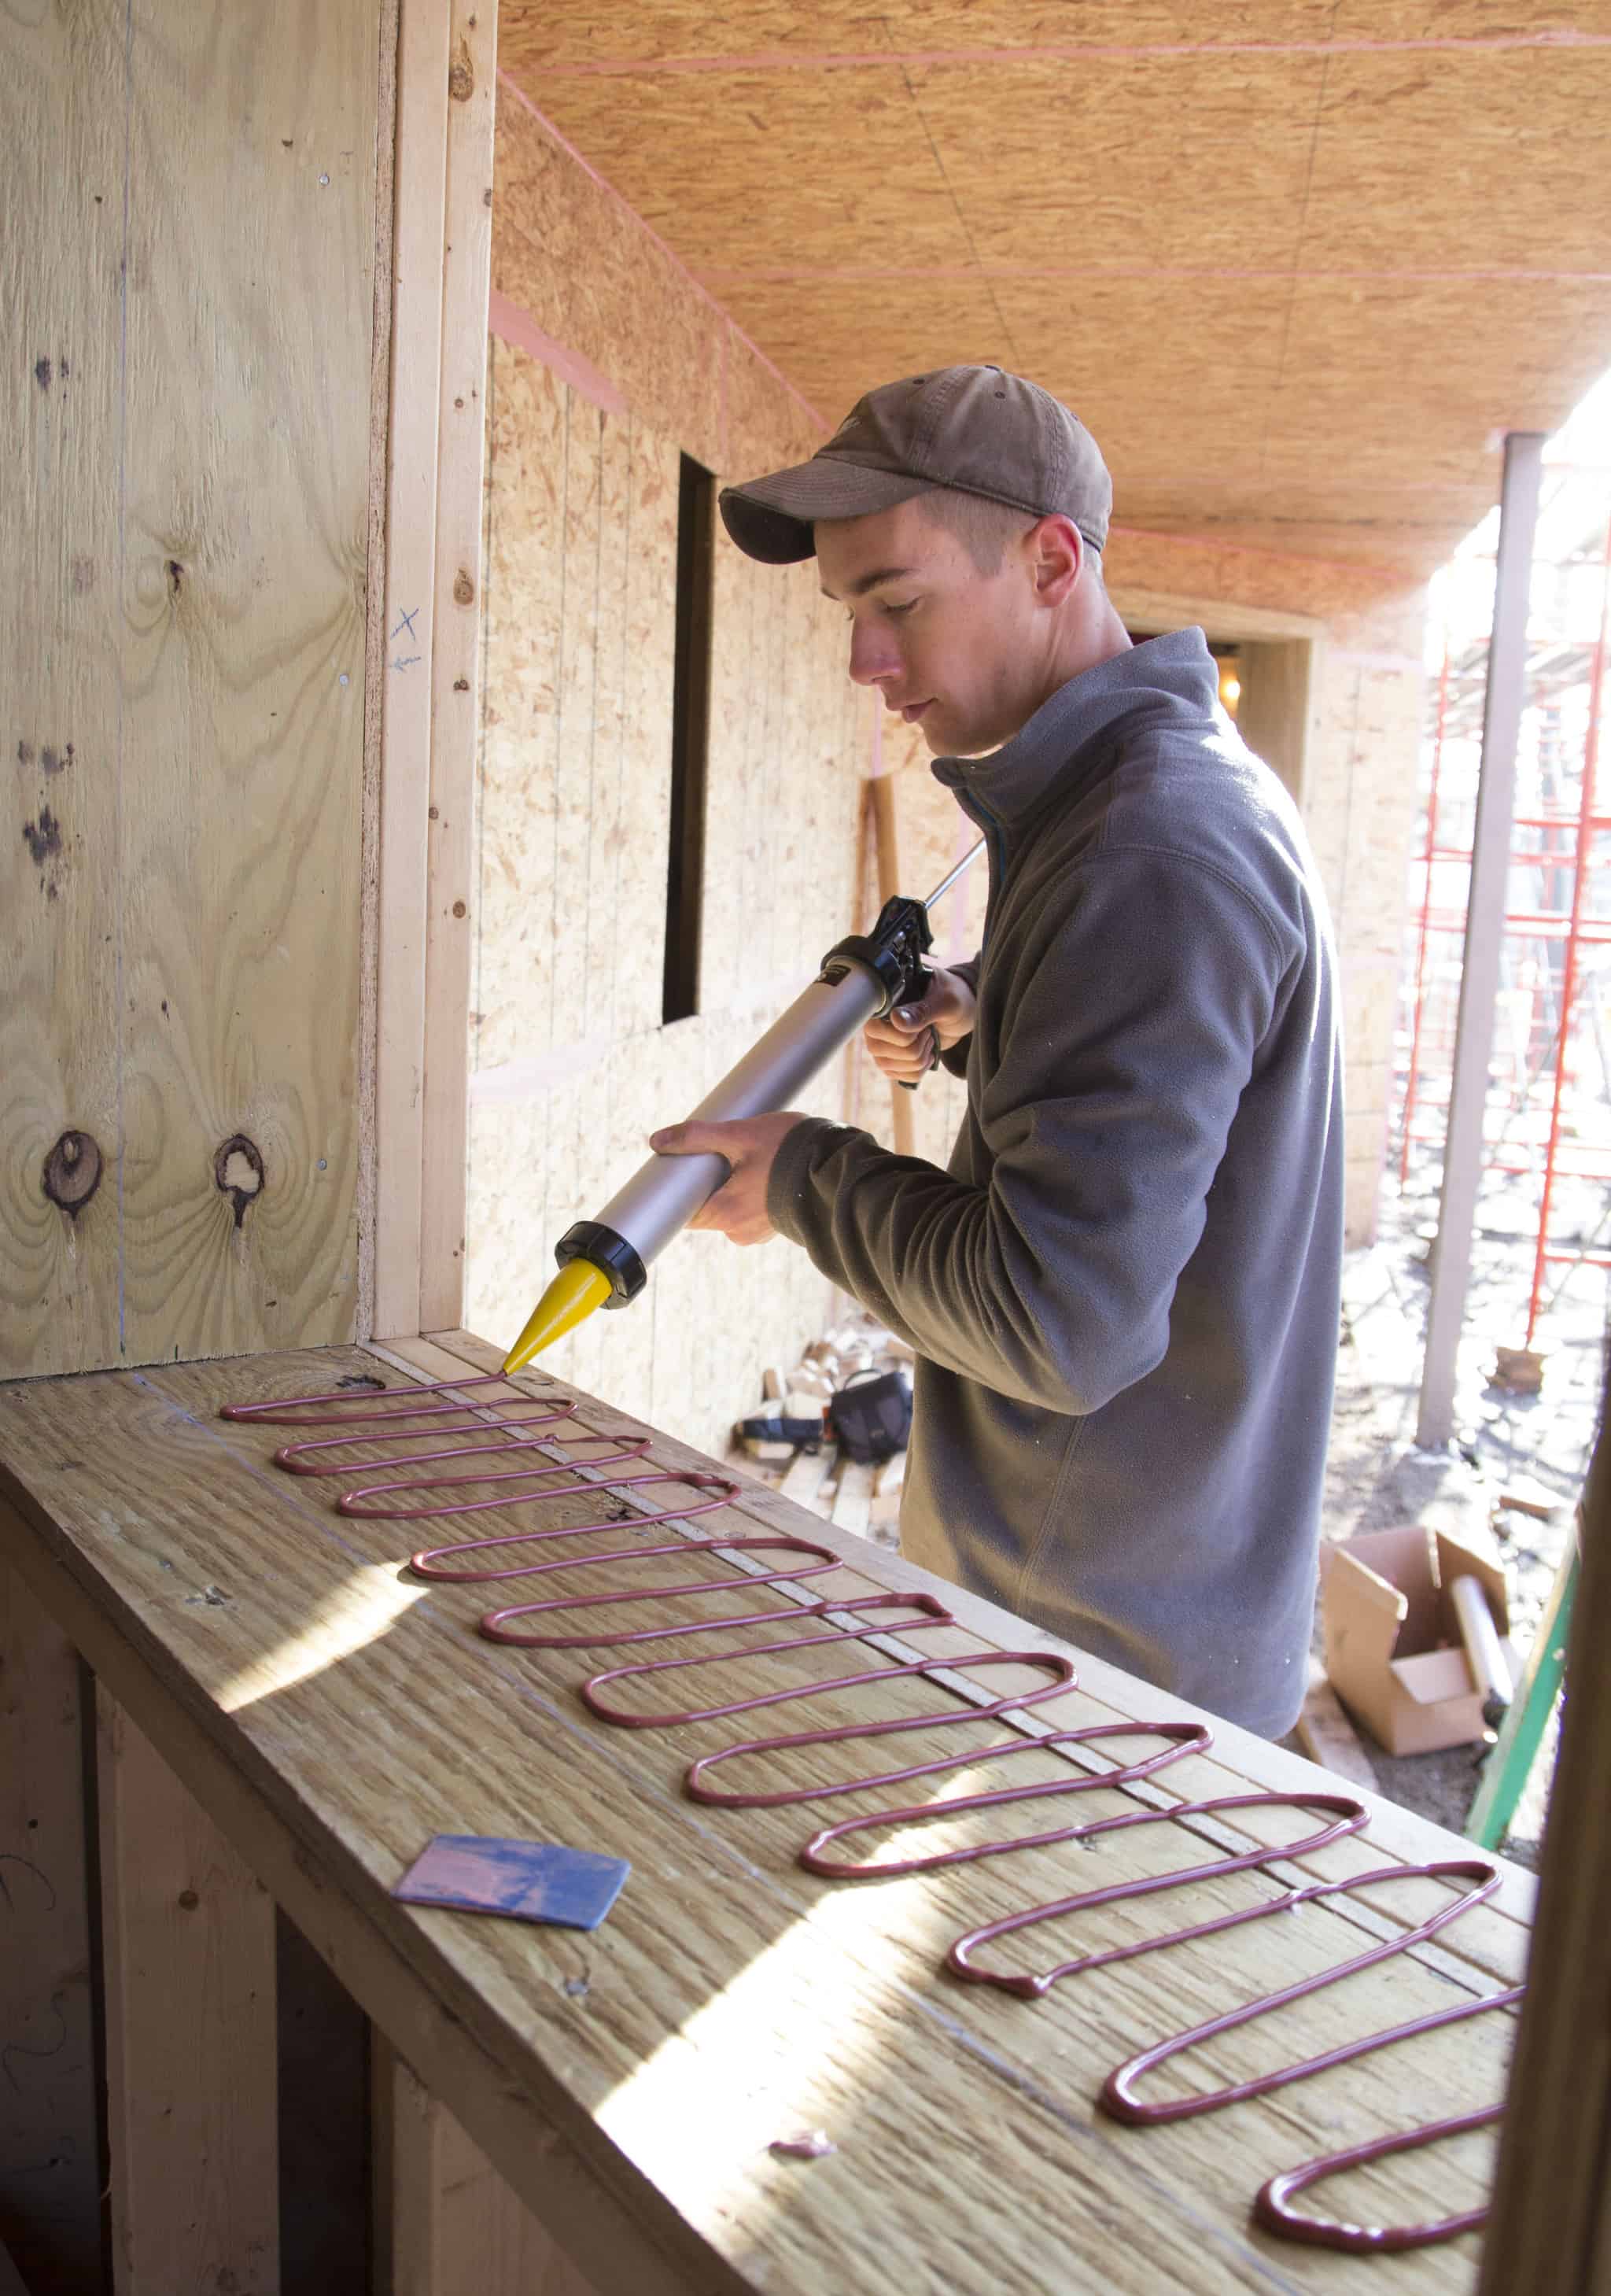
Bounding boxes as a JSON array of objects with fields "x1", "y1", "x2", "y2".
[
  {"x1": 477, "y1": 342, "x2": 566, "y2": 1072},
  {"x1": 721, "y1": 321, "x2": 822, "y2": 487},
  {"x1": 115, "y1": 0, "x2": 377, "y2": 1364},
  {"x1": 470, "y1": 315, "x2": 857, "y2": 1442},
  {"x1": 493, "y1": 90, "x2": 729, "y2": 474},
  {"x1": 2, "y1": 0, "x2": 381, "y2": 1379},
  {"x1": 0, "y1": 0, "x2": 127, "y2": 1377},
  {"x1": 550, "y1": 400, "x2": 605, "y2": 1038}
]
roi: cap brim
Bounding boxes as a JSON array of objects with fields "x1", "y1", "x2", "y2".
[{"x1": 718, "y1": 461, "x2": 932, "y2": 563}]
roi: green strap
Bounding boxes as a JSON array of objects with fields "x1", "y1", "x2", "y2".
[{"x1": 1465, "y1": 1534, "x2": 1579, "y2": 1852}]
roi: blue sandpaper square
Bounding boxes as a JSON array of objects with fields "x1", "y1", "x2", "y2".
[{"x1": 393, "y1": 1835, "x2": 630, "y2": 1931}]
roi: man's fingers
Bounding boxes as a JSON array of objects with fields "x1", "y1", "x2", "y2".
[
  {"x1": 864, "y1": 1028, "x2": 937, "y2": 1083},
  {"x1": 651, "y1": 1121, "x2": 732, "y2": 1159},
  {"x1": 887, "y1": 999, "x2": 937, "y2": 1035}
]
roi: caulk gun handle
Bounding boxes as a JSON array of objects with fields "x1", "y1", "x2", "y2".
[{"x1": 896, "y1": 950, "x2": 938, "y2": 1091}]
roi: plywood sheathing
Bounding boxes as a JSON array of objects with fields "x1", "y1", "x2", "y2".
[
  {"x1": 494, "y1": 83, "x2": 824, "y2": 482},
  {"x1": 469, "y1": 335, "x2": 872, "y2": 1455},
  {"x1": 500, "y1": 2, "x2": 1611, "y2": 580},
  {"x1": 0, "y1": 0, "x2": 382, "y2": 1378}
]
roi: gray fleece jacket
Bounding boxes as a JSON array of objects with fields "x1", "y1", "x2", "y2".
[{"x1": 767, "y1": 629, "x2": 1343, "y2": 1738}]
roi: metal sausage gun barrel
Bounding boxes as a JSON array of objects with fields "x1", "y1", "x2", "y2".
[{"x1": 502, "y1": 841, "x2": 986, "y2": 1372}]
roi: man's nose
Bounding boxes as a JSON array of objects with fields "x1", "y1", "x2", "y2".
[{"x1": 847, "y1": 619, "x2": 901, "y2": 688}]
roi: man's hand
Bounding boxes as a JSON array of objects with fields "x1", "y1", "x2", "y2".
[
  {"x1": 648, "y1": 1111, "x2": 807, "y2": 1246},
  {"x1": 864, "y1": 965, "x2": 977, "y2": 1085}
]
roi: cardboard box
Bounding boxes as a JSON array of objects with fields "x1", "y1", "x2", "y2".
[{"x1": 1321, "y1": 1525, "x2": 1518, "y2": 1757}]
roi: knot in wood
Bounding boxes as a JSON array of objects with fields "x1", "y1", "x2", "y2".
[
  {"x1": 453, "y1": 569, "x2": 474, "y2": 605},
  {"x1": 42, "y1": 1129, "x2": 103, "y2": 1216},
  {"x1": 448, "y1": 39, "x2": 474, "y2": 100},
  {"x1": 214, "y1": 1135, "x2": 266, "y2": 1228}
]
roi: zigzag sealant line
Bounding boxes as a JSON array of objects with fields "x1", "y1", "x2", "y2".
[
  {"x1": 247, "y1": 1368, "x2": 1521, "y2": 1993},
  {"x1": 555, "y1": 1388, "x2": 1525, "y2": 2002},
  {"x1": 237, "y1": 1366, "x2": 1521, "y2": 2003},
  {"x1": 226, "y1": 1366, "x2": 1520, "y2": 2254}
]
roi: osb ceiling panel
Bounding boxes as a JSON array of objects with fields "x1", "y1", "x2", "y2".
[{"x1": 500, "y1": 2, "x2": 1611, "y2": 581}]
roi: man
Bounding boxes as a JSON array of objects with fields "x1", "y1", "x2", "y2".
[{"x1": 651, "y1": 364, "x2": 1342, "y2": 1739}]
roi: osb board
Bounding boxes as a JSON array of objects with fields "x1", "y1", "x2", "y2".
[
  {"x1": 492, "y1": 81, "x2": 824, "y2": 482},
  {"x1": 0, "y1": 0, "x2": 381, "y2": 1377},
  {"x1": 467, "y1": 338, "x2": 870, "y2": 1452},
  {"x1": 497, "y1": 2, "x2": 1352, "y2": 68},
  {"x1": 0, "y1": 1342, "x2": 1532, "y2": 2294},
  {"x1": 497, "y1": 2, "x2": 1611, "y2": 581}
]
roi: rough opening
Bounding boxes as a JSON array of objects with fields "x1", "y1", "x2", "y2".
[{"x1": 663, "y1": 452, "x2": 715, "y2": 1024}]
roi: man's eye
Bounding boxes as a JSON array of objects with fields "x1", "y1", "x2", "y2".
[{"x1": 885, "y1": 600, "x2": 916, "y2": 617}]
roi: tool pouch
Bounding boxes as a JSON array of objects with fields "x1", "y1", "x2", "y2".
[{"x1": 827, "y1": 1368, "x2": 912, "y2": 1466}]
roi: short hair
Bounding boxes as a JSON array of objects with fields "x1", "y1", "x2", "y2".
[{"x1": 914, "y1": 487, "x2": 1041, "y2": 574}]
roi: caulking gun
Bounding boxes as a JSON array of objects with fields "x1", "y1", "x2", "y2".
[{"x1": 502, "y1": 837, "x2": 987, "y2": 1372}]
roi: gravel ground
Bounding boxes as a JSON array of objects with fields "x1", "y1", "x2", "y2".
[{"x1": 1315, "y1": 1146, "x2": 1603, "y2": 1864}]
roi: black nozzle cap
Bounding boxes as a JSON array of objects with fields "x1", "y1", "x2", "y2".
[{"x1": 555, "y1": 1220, "x2": 647, "y2": 1309}]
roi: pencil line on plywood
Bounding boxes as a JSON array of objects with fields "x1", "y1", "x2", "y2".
[
  {"x1": 1263, "y1": 14, "x2": 1334, "y2": 488},
  {"x1": 878, "y1": 27, "x2": 1023, "y2": 375}
]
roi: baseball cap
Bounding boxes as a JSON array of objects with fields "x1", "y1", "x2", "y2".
[{"x1": 718, "y1": 364, "x2": 1111, "y2": 565}]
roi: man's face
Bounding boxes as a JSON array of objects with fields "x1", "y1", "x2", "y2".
[{"x1": 815, "y1": 496, "x2": 1052, "y2": 757}]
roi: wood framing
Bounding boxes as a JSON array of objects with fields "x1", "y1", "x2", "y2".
[
  {"x1": 1479, "y1": 1444, "x2": 1610, "y2": 2292},
  {"x1": 1106, "y1": 589, "x2": 1328, "y2": 648},
  {"x1": 1237, "y1": 638, "x2": 1320, "y2": 808},
  {"x1": 97, "y1": 1689, "x2": 278, "y2": 2293},
  {"x1": 373, "y1": 0, "x2": 451, "y2": 1341},
  {"x1": 374, "y1": 0, "x2": 498, "y2": 1342},
  {"x1": 377, "y1": 2040, "x2": 599, "y2": 2296},
  {"x1": 0, "y1": 1570, "x2": 99, "y2": 2296}
]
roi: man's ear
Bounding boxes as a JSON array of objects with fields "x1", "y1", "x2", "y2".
[{"x1": 1029, "y1": 513, "x2": 1083, "y2": 606}]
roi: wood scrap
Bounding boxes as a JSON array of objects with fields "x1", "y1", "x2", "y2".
[
  {"x1": 1490, "y1": 1345, "x2": 1546, "y2": 1395},
  {"x1": 1296, "y1": 1673, "x2": 1379, "y2": 1792},
  {"x1": 778, "y1": 1445, "x2": 834, "y2": 1511},
  {"x1": 1498, "y1": 1475, "x2": 1561, "y2": 1521},
  {"x1": 830, "y1": 1460, "x2": 874, "y2": 1537}
]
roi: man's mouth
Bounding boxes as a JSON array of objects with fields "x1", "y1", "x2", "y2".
[{"x1": 898, "y1": 700, "x2": 931, "y2": 723}]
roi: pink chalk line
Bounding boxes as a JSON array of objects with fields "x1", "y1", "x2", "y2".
[
  {"x1": 526, "y1": 28, "x2": 1611, "y2": 79},
  {"x1": 488, "y1": 290, "x2": 627, "y2": 418},
  {"x1": 695, "y1": 262, "x2": 1611, "y2": 288}
]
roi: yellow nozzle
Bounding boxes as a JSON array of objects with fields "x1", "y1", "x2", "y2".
[{"x1": 501, "y1": 1259, "x2": 613, "y2": 1374}]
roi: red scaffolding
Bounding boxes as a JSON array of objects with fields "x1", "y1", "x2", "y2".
[{"x1": 1394, "y1": 502, "x2": 1611, "y2": 1345}]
